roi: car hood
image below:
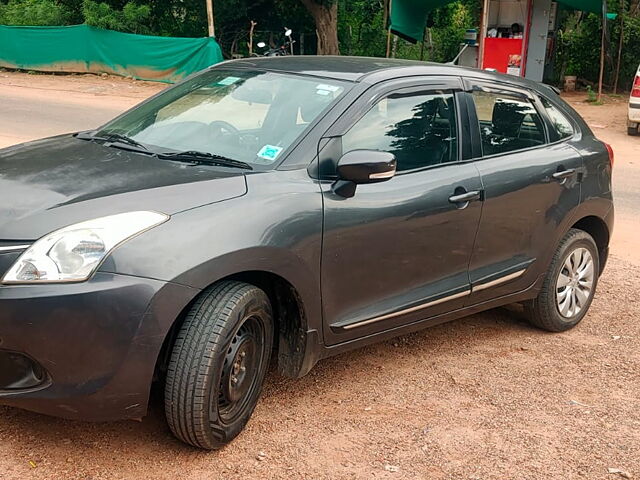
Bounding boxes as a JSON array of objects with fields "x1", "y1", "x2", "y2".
[{"x1": 0, "y1": 135, "x2": 248, "y2": 240}]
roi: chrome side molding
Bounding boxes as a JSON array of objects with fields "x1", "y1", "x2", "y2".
[
  {"x1": 342, "y1": 289, "x2": 471, "y2": 330},
  {"x1": 337, "y1": 267, "x2": 530, "y2": 332},
  {"x1": 472, "y1": 268, "x2": 527, "y2": 292}
]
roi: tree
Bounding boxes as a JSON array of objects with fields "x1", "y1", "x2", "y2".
[{"x1": 299, "y1": 0, "x2": 339, "y2": 55}]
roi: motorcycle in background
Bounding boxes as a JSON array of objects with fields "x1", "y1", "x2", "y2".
[{"x1": 254, "y1": 28, "x2": 295, "y2": 56}]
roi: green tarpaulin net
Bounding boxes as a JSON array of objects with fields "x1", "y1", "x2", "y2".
[
  {"x1": 389, "y1": 0, "x2": 605, "y2": 44},
  {"x1": 0, "y1": 24, "x2": 224, "y2": 83}
]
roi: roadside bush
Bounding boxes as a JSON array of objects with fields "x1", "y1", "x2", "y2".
[
  {"x1": 0, "y1": 0, "x2": 70, "y2": 25},
  {"x1": 82, "y1": 0, "x2": 151, "y2": 34}
]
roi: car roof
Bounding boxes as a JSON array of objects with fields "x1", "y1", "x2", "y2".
[{"x1": 219, "y1": 55, "x2": 556, "y2": 96}]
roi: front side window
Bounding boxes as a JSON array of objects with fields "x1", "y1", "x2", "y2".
[
  {"x1": 540, "y1": 96, "x2": 574, "y2": 140},
  {"x1": 97, "y1": 69, "x2": 349, "y2": 168},
  {"x1": 471, "y1": 90, "x2": 546, "y2": 156},
  {"x1": 342, "y1": 91, "x2": 458, "y2": 172}
]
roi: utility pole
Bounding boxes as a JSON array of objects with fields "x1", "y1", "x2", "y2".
[
  {"x1": 206, "y1": 0, "x2": 215, "y2": 37},
  {"x1": 597, "y1": 0, "x2": 607, "y2": 102}
]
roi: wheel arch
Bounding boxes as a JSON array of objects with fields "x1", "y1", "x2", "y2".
[
  {"x1": 570, "y1": 215, "x2": 610, "y2": 274},
  {"x1": 154, "y1": 269, "x2": 320, "y2": 387}
]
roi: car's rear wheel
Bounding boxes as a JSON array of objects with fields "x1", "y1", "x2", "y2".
[
  {"x1": 165, "y1": 281, "x2": 273, "y2": 449},
  {"x1": 525, "y1": 229, "x2": 599, "y2": 332},
  {"x1": 628, "y1": 126, "x2": 639, "y2": 136}
]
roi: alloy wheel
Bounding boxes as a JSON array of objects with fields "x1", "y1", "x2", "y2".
[{"x1": 555, "y1": 247, "x2": 595, "y2": 319}]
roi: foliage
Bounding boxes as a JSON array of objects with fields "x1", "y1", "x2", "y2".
[
  {"x1": 82, "y1": 0, "x2": 151, "y2": 34},
  {"x1": 339, "y1": 0, "x2": 386, "y2": 57},
  {"x1": 0, "y1": 0, "x2": 70, "y2": 25},
  {"x1": 613, "y1": 12, "x2": 640, "y2": 91},
  {"x1": 428, "y1": 1, "x2": 477, "y2": 63},
  {"x1": 554, "y1": 4, "x2": 640, "y2": 91}
]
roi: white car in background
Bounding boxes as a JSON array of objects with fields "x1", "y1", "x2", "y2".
[{"x1": 629, "y1": 64, "x2": 640, "y2": 135}]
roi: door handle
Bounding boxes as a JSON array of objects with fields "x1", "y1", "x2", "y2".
[
  {"x1": 552, "y1": 169, "x2": 576, "y2": 181},
  {"x1": 449, "y1": 190, "x2": 482, "y2": 204}
]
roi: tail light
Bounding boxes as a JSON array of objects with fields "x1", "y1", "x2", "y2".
[
  {"x1": 604, "y1": 142, "x2": 614, "y2": 168},
  {"x1": 632, "y1": 75, "x2": 640, "y2": 98}
]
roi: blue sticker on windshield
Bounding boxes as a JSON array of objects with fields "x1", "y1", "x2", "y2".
[
  {"x1": 217, "y1": 76, "x2": 241, "y2": 86},
  {"x1": 257, "y1": 145, "x2": 283, "y2": 163}
]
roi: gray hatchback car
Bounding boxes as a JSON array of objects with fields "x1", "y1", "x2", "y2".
[{"x1": 0, "y1": 57, "x2": 613, "y2": 449}]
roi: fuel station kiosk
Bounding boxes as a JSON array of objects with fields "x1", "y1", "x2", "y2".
[{"x1": 388, "y1": 0, "x2": 605, "y2": 83}]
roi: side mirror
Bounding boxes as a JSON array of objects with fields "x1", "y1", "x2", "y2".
[{"x1": 333, "y1": 150, "x2": 396, "y2": 198}]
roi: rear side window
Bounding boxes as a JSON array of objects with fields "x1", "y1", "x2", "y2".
[
  {"x1": 471, "y1": 90, "x2": 546, "y2": 156},
  {"x1": 342, "y1": 91, "x2": 458, "y2": 172},
  {"x1": 540, "y1": 96, "x2": 574, "y2": 140}
]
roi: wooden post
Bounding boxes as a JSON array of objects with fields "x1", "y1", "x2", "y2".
[
  {"x1": 385, "y1": 0, "x2": 393, "y2": 58},
  {"x1": 206, "y1": 0, "x2": 215, "y2": 37},
  {"x1": 597, "y1": 1, "x2": 607, "y2": 102},
  {"x1": 248, "y1": 20, "x2": 256, "y2": 56},
  {"x1": 613, "y1": 0, "x2": 624, "y2": 94}
]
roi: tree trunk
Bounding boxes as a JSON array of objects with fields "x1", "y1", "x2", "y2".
[{"x1": 300, "y1": 0, "x2": 340, "y2": 55}]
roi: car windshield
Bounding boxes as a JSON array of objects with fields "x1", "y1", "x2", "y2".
[{"x1": 96, "y1": 69, "x2": 350, "y2": 167}]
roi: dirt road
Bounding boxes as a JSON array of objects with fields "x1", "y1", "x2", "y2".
[{"x1": 0, "y1": 72, "x2": 638, "y2": 480}]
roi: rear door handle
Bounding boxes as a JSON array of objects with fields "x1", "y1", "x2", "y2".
[
  {"x1": 449, "y1": 190, "x2": 482, "y2": 204},
  {"x1": 552, "y1": 169, "x2": 576, "y2": 181}
]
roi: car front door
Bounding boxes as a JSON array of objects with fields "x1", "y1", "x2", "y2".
[
  {"x1": 463, "y1": 80, "x2": 583, "y2": 304},
  {"x1": 319, "y1": 77, "x2": 483, "y2": 345}
]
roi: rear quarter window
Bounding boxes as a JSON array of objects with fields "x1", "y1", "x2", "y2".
[{"x1": 540, "y1": 96, "x2": 574, "y2": 141}]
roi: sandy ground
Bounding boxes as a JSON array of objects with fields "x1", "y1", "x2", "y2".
[{"x1": 0, "y1": 72, "x2": 638, "y2": 480}]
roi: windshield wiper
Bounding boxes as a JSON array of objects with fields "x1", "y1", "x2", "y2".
[
  {"x1": 76, "y1": 131, "x2": 151, "y2": 152},
  {"x1": 158, "y1": 150, "x2": 253, "y2": 170}
]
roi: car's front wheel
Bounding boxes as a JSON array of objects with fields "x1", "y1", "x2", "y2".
[
  {"x1": 628, "y1": 125, "x2": 639, "y2": 136},
  {"x1": 165, "y1": 281, "x2": 273, "y2": 449},
  {"x1": 525, "y1": 229, "x2": 599, "y2": 332}
]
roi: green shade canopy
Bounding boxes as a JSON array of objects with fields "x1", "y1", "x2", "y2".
[
  {"x1": 556, "y1": 0, "x2": 604, "y2": 14},
  {"x1": 389, "y1": 0, "x2": 606, "y2": 44},
  {"x1": 389, "y1": 0, "x2": 454, "y2": 43}
]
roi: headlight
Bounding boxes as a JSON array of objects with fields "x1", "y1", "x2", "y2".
[{"x1": 1, "y1": 211, "x2": 168, "y2": 284}]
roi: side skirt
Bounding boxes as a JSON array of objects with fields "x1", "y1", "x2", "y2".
[{"x1": 318, "y1": 274, "x2": 544, "y2": 361}]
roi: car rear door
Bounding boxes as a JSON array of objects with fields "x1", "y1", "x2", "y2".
[
  {"x1": 318, "y1": 76, "x2": 483, "y2": 345},
  {"x1": 463, "y1": 79, "x2": 583, "y2": 304}
]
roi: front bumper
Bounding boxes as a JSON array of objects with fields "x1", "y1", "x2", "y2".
[{"x1": 0, "y1": 272, "x2": 197, "y2": 421}]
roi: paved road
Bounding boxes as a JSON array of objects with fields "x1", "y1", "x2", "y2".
[{"x1": 0, "y1": 89, "x2": 125, "y2": 147}]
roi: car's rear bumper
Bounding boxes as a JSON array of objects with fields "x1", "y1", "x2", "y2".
[
  {"x1": 0, "y1": 272, "x2": 197, "y2": 421},
  {"x1": 629, "y1": 101, "x2": 640, "y2": 123}
]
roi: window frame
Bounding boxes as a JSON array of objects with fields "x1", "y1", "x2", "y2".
[
  {"x1": 464, "y1": 80, "x2": 551, "y2": 160},
  {"x1": 318, "y1": 76, "x2": 469, "y2": 178}
]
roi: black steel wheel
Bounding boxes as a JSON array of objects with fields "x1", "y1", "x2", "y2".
[{"x1": 165, "y1": 281, "x2": 273, "y2": 449}]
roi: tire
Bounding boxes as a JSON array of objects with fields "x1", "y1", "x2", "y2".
[
  {"x1": 165, "y1": 281, "x2": 273, "y2": 449},
  {"x1": 628, "y1": 126, "x2": 639, "y2": 136},
  {"x1": 525, "y1": 229, "x2": 599, "y2": 332}
]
